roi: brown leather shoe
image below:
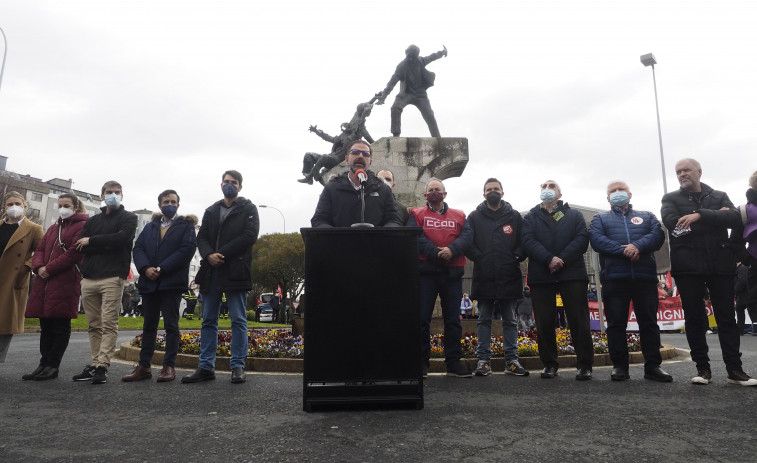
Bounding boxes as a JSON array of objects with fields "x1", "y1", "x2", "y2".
[
  {"x1": 122, "y1": 365, "x2": 152, "y2": 382},
  {"x1": 157, "y1": 365, "x2": 176, "y2": 382}
]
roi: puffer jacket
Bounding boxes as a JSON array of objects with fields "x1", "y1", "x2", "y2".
[
  {"x1": 133, "y1": 213, "x2": 198, "y2": 294},
  {"x1": 311, "y1": 170, "x2": 401, "y2": 228},
  {"x1": 661, "y1": 183, "x2": 741, "y2": 276},
  {"x1": 522, "y1": 201, "x2": 589, "y2": 284},
  {"x1": 26, "y1": 213, "x2": 88, "y2": 319},
  {"x1": 589, "y1": 205, "x2": 664, "y2": 282},
  {"x1": 465, "y1": 200, "x2": 525, "y2": 300}
]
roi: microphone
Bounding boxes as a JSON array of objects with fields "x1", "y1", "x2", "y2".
[{"x1": 355, "y1": 169, "x2": 368, "y2": 185}]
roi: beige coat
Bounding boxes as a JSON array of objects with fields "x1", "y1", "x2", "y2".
[{"x1": 0, "y1": 219, "x2": 44, "y2": 335}]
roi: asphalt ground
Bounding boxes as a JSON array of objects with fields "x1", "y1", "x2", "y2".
[{"x1": 1, "y1": 331, "x2": 756, "y2": 463}]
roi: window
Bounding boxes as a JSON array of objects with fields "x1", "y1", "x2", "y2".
[{"x1": 31, "y1": 192, "x2": 43, "y2": 202}]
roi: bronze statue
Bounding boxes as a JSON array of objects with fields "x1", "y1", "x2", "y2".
[
  {"x1": 298, "y1": 102, "x2": 374, "y2": 186},
  {"x1": 376, "y1": 44, "x2": 447, "y2": 138}
]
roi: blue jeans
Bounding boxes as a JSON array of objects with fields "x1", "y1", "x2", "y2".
[
  {"x1": 476, "y1": 299, "x2": 518, "y2": 363},
  {"x1": 199, "y1": 274, "x2": 248, "y2": 370},
  {"x1": 420, "y1": 272, "x2": 463, "y2": 366}
]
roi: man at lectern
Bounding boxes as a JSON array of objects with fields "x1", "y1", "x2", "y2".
[{"x1": 311, "y1": 140, "x2": 401, "y2": 228}]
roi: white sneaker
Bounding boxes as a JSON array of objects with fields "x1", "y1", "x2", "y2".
[{"x1": 727, "y1": 371, "x2": 757, "y2": 386}]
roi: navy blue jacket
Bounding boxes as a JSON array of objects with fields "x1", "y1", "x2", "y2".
[
  {"x1": 589, "y1": 206, "x2": 664, "y2": 282},
  {"x1": 465, "y1": 200, "x2": 525, "y2": 300},
  {"x1": 133, "y1": 214, "x2": 198, "y2": 294},
  {"x1": 522, "y1": 201, "x2": 589, "y2": 284}
]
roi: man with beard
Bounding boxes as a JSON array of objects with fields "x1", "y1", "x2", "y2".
[
  {"x1": 465, "y1": 178, "x2": 528, "y2": 377},
  {"x1": 182, "y1": 170, "x2": 259, "y2": 384},
  {"x1": 311, "y1": 140, "x2": 401, "y2": 228},
  {"x1": 661, "y1": 158, "x2": 757, "y2": 386}
]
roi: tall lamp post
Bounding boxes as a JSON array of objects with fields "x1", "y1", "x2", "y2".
[
  {"x1": 640, "y1": 53, "x2": 668, "y2": 194},
  {"x1": 0, "y1": 27, "x2": 7, "y2": 95},
  {"x1": 259, "y1": 205, "x2": 285, "y2": 233}
]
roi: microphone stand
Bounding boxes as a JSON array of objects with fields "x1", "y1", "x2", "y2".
[{"x1": 351, "y1": 182, "x2": 374, "y2": 228}]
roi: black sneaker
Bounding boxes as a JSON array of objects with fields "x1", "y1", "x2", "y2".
[
  {"x1": 505, "y1": 360, "x2": 529, "y2": 376},
  {"x1": 446, "y1": 361, "x2": 472, "y2": 378},
  {"x1": 727, "y1": 370, "x2": 757, "y2": 386},
  {"x1": 72, "y1": 365, "x2": 96, "y2": 382},
  {"x1": 91, "y1": 366, "x2": 108, "y2": 384}
]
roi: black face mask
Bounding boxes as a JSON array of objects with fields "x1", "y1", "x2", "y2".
[{"x1": 486, "y1": 191, "x2": 502, "y2": 206}]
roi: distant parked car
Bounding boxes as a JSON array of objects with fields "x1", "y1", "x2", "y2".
[
  {"x1": 257, "y1": 293, "x2": 274, "y2": 306},
  {"x1": 256, "y1": 304, "x2": 273, "y2": 323}
]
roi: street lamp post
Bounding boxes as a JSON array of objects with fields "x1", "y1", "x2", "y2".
[
  {"x1": 640, "y1": 52, "x2": 668, "y2": 194},
  {"x1": 1, "y1": 27, "x2": 8, "y2": 94},
  {"x1": 259, "y1": 205, "x2": 285, "y2": 233}
]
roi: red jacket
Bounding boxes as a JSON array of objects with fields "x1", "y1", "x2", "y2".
[{"x1": 26, "y1": 213, "x2": 88, "y2": 319}]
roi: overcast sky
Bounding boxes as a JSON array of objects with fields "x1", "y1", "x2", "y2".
[{"x1": 1, "y1": 0, "x2": 756, "y2": 234}]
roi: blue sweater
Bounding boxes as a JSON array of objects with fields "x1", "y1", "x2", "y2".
[{"x1": 589, "y1": 205, "x2": 664, "y2": 282}]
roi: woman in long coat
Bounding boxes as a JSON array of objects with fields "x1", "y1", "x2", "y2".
[
  {"x1": 24, "y1": 193, "x2": 88, "y2": 380},
  {"x1": 0, "y1": 191, "x2": 44, "y2": 365}
]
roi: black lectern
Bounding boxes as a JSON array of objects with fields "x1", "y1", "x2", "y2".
[{"x1": 301, "y1": 227, "x2": 423, "y2": 411}]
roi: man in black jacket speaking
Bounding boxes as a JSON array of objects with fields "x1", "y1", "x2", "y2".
[
  {"x1": 311, "y1": 140, "x2": 401, "y2": 228},
  {"x1": 661, "y1": 158, "x2": 757, "y2": 386},
  {"x1": 183, "y1": 170, "x2": 259, "y2": 384}
]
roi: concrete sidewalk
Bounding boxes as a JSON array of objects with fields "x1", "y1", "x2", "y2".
[{"x1": 1, "y1": 332, "x2": 756, "y2": 462}]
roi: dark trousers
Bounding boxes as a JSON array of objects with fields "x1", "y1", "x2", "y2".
[
  {"x1": 735, "y1": 300, "x2": 757, "y2": 332},
  {"x1": 602, "y1": 279, "x2": 661, "y2": 369},
  {"x1": 139, "y1": 290, "x2": 182, "y2": 368},
  {"x1": 420, "y1": 272, "x2": 463, "y2": 367},
  {"x1": 390, "y1": 93, "x2": 441, "y2": 137},
  {"x1": 676, "y1": 274, "x2": 742, "y2": 372},
  {"x1": 530, "y1": 280, "x2": 594, "y2": 370},
  {"x1": 38, "y1": 318, "x2": 72, "y2": 368}
]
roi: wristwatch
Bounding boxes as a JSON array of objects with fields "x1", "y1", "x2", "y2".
[{"x1": 156, "y1": 267, "x2": 161, "y2": 273}]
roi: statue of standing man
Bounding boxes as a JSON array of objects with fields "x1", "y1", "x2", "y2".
[{"x1": 376, "y1": 44, "x2": 447, "y2": 138}]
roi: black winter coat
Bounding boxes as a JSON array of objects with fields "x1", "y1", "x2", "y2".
[
  {"x1": 79, "y1": 205, "x2": 138, "y2": 279},
  {"x1": 133, "y1": 214, "x2": 198, "y2": 294},
  {"x1": 522, "y1": 201, "x2": 589, "y2": 284},
  {"x1": 465, "y1": 201, "x2": 525, "y2": 300},
  {"x1": 661, "y1": 183, "x2": 741, "y2": 276},
  {"x1": 195, "y1": 197, "x2": 259, "y2": 292},
  {"x1": 311, "y1": 170, "x2": 401, "y2": 228}
]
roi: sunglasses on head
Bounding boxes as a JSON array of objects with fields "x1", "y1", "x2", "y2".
[{"x1": 349, "y1": 149, "x2": 371, "y2": 157}]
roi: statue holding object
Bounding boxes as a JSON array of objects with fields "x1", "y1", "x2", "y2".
[{"x1": 298, "y1": 102, "x2": 375, "y2": 186}]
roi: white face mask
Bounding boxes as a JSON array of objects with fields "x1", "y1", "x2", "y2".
[
  {"x1": 59, "y1": 207, "x2": 75, "y2": 219},
  {"x1": 5, "y1": 205, "x2": 24, "y2": 219}
]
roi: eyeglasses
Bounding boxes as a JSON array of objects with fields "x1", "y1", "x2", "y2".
[
  {"x1": 349, "y1": 149, "x2": 371, "y2": 157},
  {"x1": 540, "y1": 183, "x2": 557, "y2": 189}
]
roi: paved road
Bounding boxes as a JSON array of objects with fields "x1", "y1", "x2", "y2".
[{"x1": 2, "y1": 331, "x2": 756, "y2": 462}]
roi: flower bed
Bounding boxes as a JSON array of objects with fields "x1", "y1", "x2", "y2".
[
  {"x1": 131, "y1": 328, "x2": 640, "y2": 359},
  {"x1": 130, "y1": 329, "x2": 304, "y2": 358}
]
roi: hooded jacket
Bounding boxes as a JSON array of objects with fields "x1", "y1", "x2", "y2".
[
  {"x1": 661, "y1": 183, "x2": 741, "y2": 276},
  {"x1": 26, "y1": 213, "x2": 88, "y2": 319},
  {"x1": 522, "y1": 201, "x2": 589, "y2": 284},
  {"x1": 465, "y1": 200, "x2": 525, "y2": 300},
  {"x1": 133, "y1": 213, "x2": 198, "y2": 294}
]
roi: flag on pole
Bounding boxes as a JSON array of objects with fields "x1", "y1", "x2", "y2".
[{"x1": 277, "y1": 284, "x2": 283, "y2": 298}]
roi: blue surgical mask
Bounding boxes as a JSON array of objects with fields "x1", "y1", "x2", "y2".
[
  {"x1": 609, "y1": 191, "x2": 630, "y2": 206},
  {"x1": 104, "y1": 193, "x2": 121, "y2": 208},
  {"x1": 222, "y1": 182, "x2": 238, "y2": 198},
  {"x1": 161, "y1": 205, "x2": 177, "y2": 218},
  {"x1": 540, "y1": 189, "x2": 557, "y2": 202}
]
